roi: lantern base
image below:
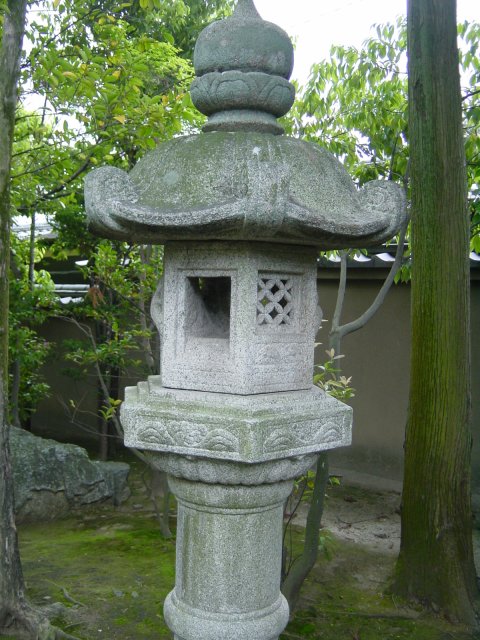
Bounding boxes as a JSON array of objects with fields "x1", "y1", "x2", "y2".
[
  {"x1": 121, "y1": 377, "x2": 352, "y2": 464},
  {"x1": 162, "y1": 471, "x2": 301, "y2": 640}
]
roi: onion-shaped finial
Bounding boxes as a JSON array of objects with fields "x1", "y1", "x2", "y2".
[{"x1": 191, "y1": 0, "x2": 295, "y2": 134}]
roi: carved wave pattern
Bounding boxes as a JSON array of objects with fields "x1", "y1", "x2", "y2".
[
  {"x1": 136, "y1": 421, "x2": 239, "y2": 454},
  {"x1": 264, "y1": 419, "x2": 344, "y2": 453}
]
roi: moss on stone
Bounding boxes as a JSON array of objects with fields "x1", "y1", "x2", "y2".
[{"x1": 5, "y1": 468, "x2": 472, "y2": 640}]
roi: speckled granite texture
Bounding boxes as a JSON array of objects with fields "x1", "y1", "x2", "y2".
[
  {"x1": 121, "y1": 378, "x2": 352, "y2": 463},
  {"x1": 152, "y1": 242, "x2": 320, "y2": 395},
  {"x1": 84, "y1": 0, "x2": 406, "y2": 637}
]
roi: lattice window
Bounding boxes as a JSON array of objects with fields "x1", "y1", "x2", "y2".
[{"x1": 257, "y1": 277, "x2": 293, "y2": 326}]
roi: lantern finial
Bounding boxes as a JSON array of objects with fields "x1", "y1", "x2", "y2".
[
  {"x1": 233, "y1": 0, "x2": 261, "y2": 19},
  {"x1": 190, "y1": 0, "x2": 295, "y2": 134}
]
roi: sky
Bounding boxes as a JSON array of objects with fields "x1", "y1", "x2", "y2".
[
  {"x1": 22, "y1": 1, "x2": 480, "y2": 120},
  {"x1": 254, "y1": 0, "x2": 480, "y2": 84}
]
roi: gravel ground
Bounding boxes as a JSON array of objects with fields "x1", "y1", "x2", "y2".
[{"x1": 295, "y1": 468, "x2": 480, "y2": 570}]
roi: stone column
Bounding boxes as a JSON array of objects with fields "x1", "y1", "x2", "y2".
[
  {"x1": 151, "y1": 454, "x2": 316, "y2": 640},
  {"x1": 166, "y1": 477, "x2": 289, "y2": 640}
]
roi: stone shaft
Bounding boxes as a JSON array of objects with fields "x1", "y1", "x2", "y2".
[{"x1": 164, "y1": 475, "x2": 292, "y2": 640}]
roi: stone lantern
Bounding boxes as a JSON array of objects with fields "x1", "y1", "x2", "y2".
[{"x1": 84, "y1": 1, "x2": 406, "y2": 638}]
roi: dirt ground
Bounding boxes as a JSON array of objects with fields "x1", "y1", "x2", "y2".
[
  {"x1": 317, "y1": 481, "x2": 402, "y2": 555},
  {"x1": 287, "y1": 474, "x2": 479, "y2": 640},
  {"x1": 298, "y1": 469, "x2": 480, "y2": 564}
]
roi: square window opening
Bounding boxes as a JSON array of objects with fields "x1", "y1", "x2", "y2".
[{"x1": 185, "y1": 276, "x2": 231, "y2": 340}]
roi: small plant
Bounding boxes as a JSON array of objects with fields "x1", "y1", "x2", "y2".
[
  {"x1": 282, "y1": 349, "x2": 354, "y2": 608},
  {"x1": 313, "y1": 349, "x2": 355, "y2": 400}
]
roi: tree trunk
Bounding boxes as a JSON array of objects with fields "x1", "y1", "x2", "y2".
[
  {"x1": 107, "y1": 365, "x2": 120, "y2": 458},
  {"x1": 139, "y1": 245, "x2": 156, "y2": 374},
  {"x1": 10, "y1": 356, "x2": 21, "y2": 428},
  {"x1": 28, "y1": 211, "x2": 35, "y2": 290},
  {"x1": 98, "y1": 388, "x2": 108, "y2": 462},
  {"x1": 147, "y1": 468, "x2": 172, "y2": 539},
  {"x1": 394, "y1": 0, "x2": 479, "y2": 624},
  {"x1": 0, "y1": 0, "x2": 30, "y2": 630}
]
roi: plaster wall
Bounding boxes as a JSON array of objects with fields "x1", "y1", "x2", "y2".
[{"x1": 318, "y1": 270, "x2": 480, "y2": 490}]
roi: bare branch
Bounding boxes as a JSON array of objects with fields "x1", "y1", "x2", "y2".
[
  {"x1": 461, "y1": 88, "x2": 480, "y2": 101},
  {"x1": 281, "y1": 454, "x2": 329, "y2": 610},
  {"x1": 388, "y1": 134, "x2": 399, "y2": 182},
  {"x1": 331, "y1": 250, "x2": 349, "y2": 337},
  {"x1": 336, "y1": 217, "x2": 409, "y2": 343},
  {"x1": 41, "y1": 156, "x2": 92, "y2": 198}
]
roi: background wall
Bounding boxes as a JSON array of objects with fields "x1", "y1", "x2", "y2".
[
  {"x1": 317, "y1": 267, "x2": 480, "y2": 491},
  {"x1": 31, "y1": 266, "x2": 480, "y2": 489}
]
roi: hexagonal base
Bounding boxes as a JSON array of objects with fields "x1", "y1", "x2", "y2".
[{"x1": 121, "y1": 376, "x2": 352, "y2": 464}]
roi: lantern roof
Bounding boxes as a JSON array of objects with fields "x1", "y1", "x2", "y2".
[{"x1": 84, "y1": 0, "x2": 407, "y2": 248}]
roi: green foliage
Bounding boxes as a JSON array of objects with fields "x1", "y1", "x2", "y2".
[
  {"x1": 8, "y1": 325, "x2": 51, "y2": 422},
  {"x1": 7, "y1": 0, "x2": 213, "y2": 291},
  {"x1": 131, "y1": 0, "x2": 234, "y2": 57},
  {"x1": 313, "y1": 349, "x2": 355, "y2": 400},
  {"x1": 8, "y1": 233, "x2": 58, "y2": 422},
  {"x1": 13, "y1": 0, "x2": 199, "y2": 222},
  {"x1": 289, "y1": 19, "x2": 480, "y2": 255},
  {"x1": 60, "y1": 241, "x2": 163, "y2": 447},
  {"x1": 62, "y1": 241, "x2": 162, "y2": 372},
  {"x1": 459, "y1": 21, "x2": 480, "y2": 252},
  {"x1": 7, "y1": 0, "x2": 230, "y2": 425},
  {"x1": 8, "y1": 0, "x2": 203, "y2": 422},
  {"x1": 287, "y1": 19, "x2": 409, "y2": 185},
  {"x1": 99, "y1": 396, "x2": 122, "y2": 422}
]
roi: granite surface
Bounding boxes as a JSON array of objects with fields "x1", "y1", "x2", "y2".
[
  {"x1": 85, "y1": 132, "x2": 406, "y2": 247},
  {"x1": 121, "y1": 377, "x2": 352, "y2": 463},
  {"x1": 154, "y1": 241, "x2": 320, "y2": 395}
]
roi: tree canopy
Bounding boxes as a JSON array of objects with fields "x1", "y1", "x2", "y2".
[
  {"x1": 5, "y1": 0, "x2": 237, "y2": 425},
  {"x1": 288, "y1": 19, "x2": 480, "y2": 256}
]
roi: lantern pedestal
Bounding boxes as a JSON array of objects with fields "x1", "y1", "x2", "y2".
[
  {"x1": 122, "y1": 377, "x2": 351, "y2": 640},
  {"x1": 164, "y1": 474, "x2": 293, "y2": 640}
]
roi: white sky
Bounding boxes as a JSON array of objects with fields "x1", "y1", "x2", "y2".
[
  {"x1": 23, "y1": 1, "x2": 480, "y2": 116},
  {"x1": 254, "y1": 0, "x2": 480, "y2": 84}
]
